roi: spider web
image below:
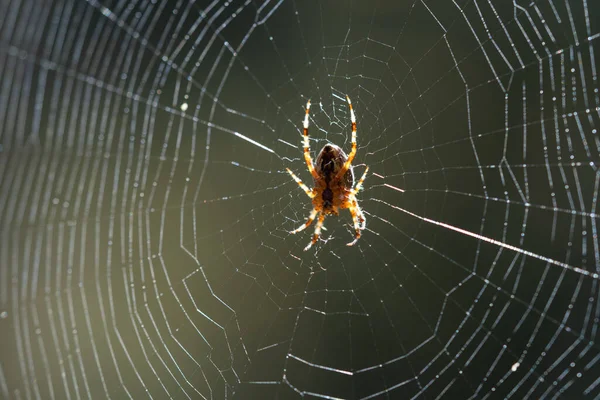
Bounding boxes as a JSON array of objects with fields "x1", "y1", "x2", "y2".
[{"x1": 1, "y1": 0, "x2": 600, "y2": 398}]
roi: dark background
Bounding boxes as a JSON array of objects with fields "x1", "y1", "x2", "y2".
[{"x1": 1, "y1": 0, "x2": 599, "y2": 399}]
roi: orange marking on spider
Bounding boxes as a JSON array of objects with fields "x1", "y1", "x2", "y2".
[{"x1": 287, "y1": 95, "x2": 368, "y2": 250}]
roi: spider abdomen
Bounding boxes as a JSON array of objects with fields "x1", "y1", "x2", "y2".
[{"x1": 315, "y1": 143, "x2": 354, "y2": 188}]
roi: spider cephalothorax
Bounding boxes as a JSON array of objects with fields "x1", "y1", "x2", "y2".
[{"x1": 286, "y1": 96, "x2": 368, "y2": 251}]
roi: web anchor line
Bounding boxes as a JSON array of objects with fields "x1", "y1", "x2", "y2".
[{"x1": 375, "y1": 199, "x2": 597, "y2": 279}]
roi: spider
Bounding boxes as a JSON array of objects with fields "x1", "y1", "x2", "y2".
[{"x1": 286, "y1": 96, "x2": 369, "y2": 251}]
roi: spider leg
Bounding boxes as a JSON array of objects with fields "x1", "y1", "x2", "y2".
[
  {"x1": 302, "y1": 100, "x2": 319, "y2": 180},
  {"x1": 357, "y1": 203, "x2": 366, "y2": 230},
  {"x1": 351, "y1": 165, "x2": 369, "y2": 195},
  {"x1": 286, "y1": 168, "x2": 315, "y2": 198},
  {"x1": 291, "y1": 208, "x2": 319, "y2": 234},
  {"x1": 346, "y1": 198, "x2": 364, "y2": 246},
  {"x1": 335, "y1": 95, "x2": 357, "y2": 180},
  {"x1": 304, "y1": 213, "x2": 326, "y2": 251}
]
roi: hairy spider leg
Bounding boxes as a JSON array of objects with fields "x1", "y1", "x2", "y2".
[
  {"x1": 357, "y1": 202, "x2": 366, "y2": 230},
  {"x1": 336, "y1": 95, "x2": 357, "y2": 180},
  {"x1": 286, "y1": 168, "x2": 315, "y2": 198},
  {"x1": 351, "y1": 166, "x2": 369, "y2": 196},
  {"x1": 303, "y1": 100, "x2": 319, "y2": 180},
  {"x1": 346, "y1": 199, "x2": 362, "y2": 246},
  {"x1": 305, "y1": 213, "x2": 326, "y2": 251},
  {"x1": 291, "y1": 208, "x2": 319, "y2": 234}
]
